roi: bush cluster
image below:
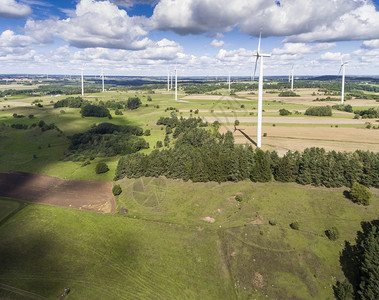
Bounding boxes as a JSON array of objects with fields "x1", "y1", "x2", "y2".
[
  {"x1": 95, "y1": 162, "x2": 109, "y2": 174},
  {"x1": 305, "y1": 106, "x2": 332, "y2": 116}
]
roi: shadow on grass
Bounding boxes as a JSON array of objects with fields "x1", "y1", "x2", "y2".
[{"x1": 236, "y1": 128, "x2": 257, "y2": 147}]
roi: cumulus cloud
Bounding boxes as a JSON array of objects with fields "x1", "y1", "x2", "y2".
[
  {"x1": 0, "y1": 30, "x2": 33, "y2": 47},
  {"x1": 23, "y1": 0, "x2": 151, "y2": 50},
  {"x1": 210, "y1": 39, "x2": 224, "y2": 47},
  {"x1": 272, "y1": 42, "x2": 336, "y2": 59},
  {"x1": 285, "y1": 2, "x2": 379, "y2": 42},
  {"x1": 320, "y1": 52, "x2": 342, "y2": 61},
  {"x1": 111, "y1": 0, "x2": 159, "y2": 7},
  {"x1": 362, "y1": 39, "x2": 379, "y2": 49},
  {"x1": 0, "y1": 0, "x2": 32, "y2": 18},
  {"x1": 150, "y1": 0, "x2": 379, "y2": 42}
]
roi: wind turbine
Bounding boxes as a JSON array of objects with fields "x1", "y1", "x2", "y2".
[
  {"x1": 253, "y1": 31, "x2": 271, "y2": 148},
  {"x1": 73, "y1": 65, "x2": 85, "y2": 96},
  {"x1": 101, "y1": 68, "x2": 105, "y2": 92},
  {"x1": 228, "y1": 72, "x2": 231, "y2": 92},
  {"x1": 167, "y1": 70, "x2": 170, "y2": 91},
  {"x1": 174, "y1": 66, "x2": 178, "y2": 101},
  {"x1": 338, "y1": 58, "x2": 348, "y2": 105},
  {"x1": 290, "y1": 66, "x2": 294, "y2": 92}
]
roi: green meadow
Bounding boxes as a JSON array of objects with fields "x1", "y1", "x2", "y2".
[{"x1": 0, "y1": 180, "x2": 378, "y2": 299}]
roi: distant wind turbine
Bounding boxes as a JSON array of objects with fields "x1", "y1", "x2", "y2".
[
  {"x1": 167, "y1": 70, "x2": 170, "y2": 92},
  {"x1": 174, "y1": 66, "x2": 178, "y2": 101},
  {"x1": 291, "y1": 66, "x2": 294, "y2": 92},
  {"x1": 338, "y1": 58, "x2": 349, "y2": 105},
  {"x1": 253, "y1": 31, "x2": 271, "y2": 148},
  {"x1": 228, "y1": 73, "x2": 231, "y2": 92},
  {"x1": 73, "y1": 65, "x2": 85, "y2": 96},
  {"x1": 101, "y1": 68, "x2": 105, "y2": 92}
]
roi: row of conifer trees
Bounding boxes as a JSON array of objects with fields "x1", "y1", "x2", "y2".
[{"x1": 115, "y1": 117, "x2": 379, "y2": 188}]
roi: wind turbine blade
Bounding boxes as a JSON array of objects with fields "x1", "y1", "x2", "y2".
[
  {"x1": 338, "y1": 65, "x2": 342, "y2": 76},
  {"x1": 257, "y1": 31, "x2": 262, "y2": 54}
]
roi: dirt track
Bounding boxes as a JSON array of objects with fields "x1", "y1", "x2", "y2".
[{"x1": 0, "y1": 172, "x2": 115, "y2": 213}]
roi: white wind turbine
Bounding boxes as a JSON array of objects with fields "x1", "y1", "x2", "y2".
[
  {"x1": 338, "y1": 58, "x2": 349, "y2": 105},
  {"x1": 228, "y1": 72, "x2": 231, "y2": 92},
  {"x1": 290, "y1": 66, "x2": 294, "y2": 92},
  {"x1": 167, "y1": 70, "x2": 170, "y2": 91},
  {"x1": 174, "y1": 66, "x2": 178, "y2": 101},
  {"x1": 253, "y1": 31, "x2": 271, "y2": 148},
  {"x1": 73, "y1": 65, "x2": 85, "y2": 96},
  {"x1": 101, "y1": 68, "x2": 105, "y2": 92}
]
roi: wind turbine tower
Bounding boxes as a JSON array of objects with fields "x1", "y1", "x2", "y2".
[
  {"x1": 291, "y1": 66, "x2": 294, "y2": 92},
  {"x1": 167, "y1": 70, "x2": 170, "y2": 91},
  {"x1": 253, "y1": 31, "x2": 271, "y2": 148},
  {"x1": 101, "y1": 68, "x2": 105, "y2": 92},
  {"x1": 339, "y1": 58, "x2": 348, "y2": 105},
  {"x1": 73, "y1": 66, "x2": 85, "y2": 96},
  {"x1": 175, "y1": 67, "x2": 178, "y2": 101},
  {"x1": 228, "y1": 73, "x2": 231, "y2": 92},
  {"x1": 81, "y1": 67, "x2": 84, "y2": 96}
]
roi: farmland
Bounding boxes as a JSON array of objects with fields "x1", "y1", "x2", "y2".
[{"x1": 0, "y1": 77, "x2": 378, "y2": 299}]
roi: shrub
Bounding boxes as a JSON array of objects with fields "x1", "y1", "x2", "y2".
[
  {"x1": 290, "y1": 221, "x2": 300, "y2": 230},
  {"x1": 279, "y1": 108, "x2": 291, "y2": 116},
  {"x1": 263, "y1": 133, "x2": 267, "y2": 137},
  {"x1": 305, "y1": 106, "x2": 332, "y2": 116},
  {"x1": 126, "y1": 97, "x2": 142, "y2": 110},
  {"x1": 112, "y1": 184, "x2": 122, "y2": 196},
  {"x1": 81, "y1": 104, "x2": 111, "y2": 118},
  {"x1": 350, "y1": 182, "x2": 372, "y2": 205},
  {"x1": 325, "y1": 226, "x2": 340, "y2": 240},
  {"x1": 156, "y1": 141, "x2": 163, "y2": 148},
  {"x1": 144, "y1": 129, "x2": 151, "y2": 136},
  {"x1": 234, "y1": 120, "x2": 240, "y2": 126},
  {"x1": 95, "y1": 162, "x2": 109, "y2": 174},
  {"x1": 115, "y1": 109, "x2": 123, "y2": 115},
  {"x1": 269, "y1": 220, "x2": 277, "y2": 226},
  {"x1": 147, "y1": 96, "x2": 152, "y2": 101},
  {"x1": 235, "y1": 195, "x2": 243, "y2": 202}
]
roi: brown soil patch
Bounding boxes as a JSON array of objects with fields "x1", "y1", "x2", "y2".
[
  {"x1": 202, "y1": 216, "x2": 215, "y2": 223},
  {"x1": 252, "y1": 272, "x2": 265, "y2": 289},
  {"x1": 250, "y1": 218, "x2": 264, "y2": 225},
  {"x1": 0, "y1": 172, "x2": 115, "y2": 213}
]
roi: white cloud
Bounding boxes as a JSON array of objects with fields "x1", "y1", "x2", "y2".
[
  {"x1": 111, "y1": 0, "x2": 158, "y2": 7},
  {"x1": 0, "y1": 30, "x2": 33, "y2": 47},
  {"x1": 320, "y1": 52, "x2": 342, "y2": 61},
  {"x1": 150, "y1": 0, "x2": 379, "y2": 42},
  {"x1": 0, "y1": 0, "x2": 32, "y2": 18},
  {"x1": 362, "y1": 39, "x2": 379, "y2": 49},
  {"x1": 23, "y1": 0, "x2": 151, "y2": 50},
  {"x1": 271, "y1": 42, "x2": 336, "y2": 60},
  {"x1": 210, "y1": 39, "x2": 224, "y2": 47},
  {"x1": 216, "y1": 48, "x2": 255, "y2": 65}
]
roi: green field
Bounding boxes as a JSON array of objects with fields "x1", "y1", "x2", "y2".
[
  {"x1": 0, "y1": 180, "x2": 378, "y2": 299},
  {"x1": 0, "y1": 197, "x2": 22, "y2": 223}
]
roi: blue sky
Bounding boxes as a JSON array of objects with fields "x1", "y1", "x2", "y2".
[{"x1": 1, "y1": 0, "x2": 379, "y2": 76}]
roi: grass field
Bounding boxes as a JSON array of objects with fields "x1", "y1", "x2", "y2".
[
  {"x1": 0, "y1": 179, "x2": 377, "y2": 299},
  {"x1": 0, "y1": 197, "x2": 22, "y2": 223}
]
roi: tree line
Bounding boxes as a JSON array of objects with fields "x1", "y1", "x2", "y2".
[{"x1": 115, "y1": 117, "x2": 379, "y2": 188}]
